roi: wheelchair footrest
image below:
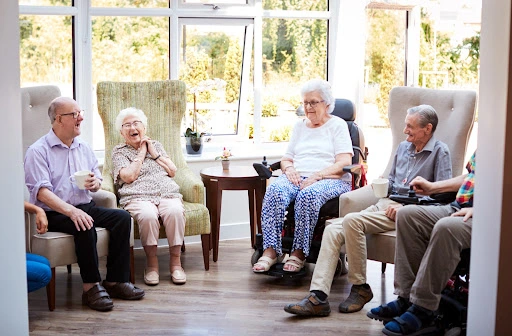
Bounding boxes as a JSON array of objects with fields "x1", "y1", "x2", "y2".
[{"x1": 266, "y1": 263, "x2": 308, "y2": 279}]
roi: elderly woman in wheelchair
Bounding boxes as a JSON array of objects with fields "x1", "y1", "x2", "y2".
[{"x1": 252, "y1": 79, "x2": 354, "y2": 273}]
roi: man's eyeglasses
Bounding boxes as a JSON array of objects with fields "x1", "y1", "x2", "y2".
[
  {"x1": 59, "y1": 110, "x2": 84, "y2": 119},
  {"x1": 302, "y1": 100, "x2": 325, "y2": 108},
  {"x1": 122, "y1": 120, "x2": 143, "y2": 129}
]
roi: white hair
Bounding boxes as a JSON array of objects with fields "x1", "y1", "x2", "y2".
[
  {"x1": 300, "y1": 79, "x2": 335, "y2": 114},
  {"x1": 115, "y1": 107, "x2": 148, "y2": 131}
]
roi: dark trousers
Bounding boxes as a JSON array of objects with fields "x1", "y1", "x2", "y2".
[{"x1": 46, "y1": 201, "x2": 132, "y2": 283}]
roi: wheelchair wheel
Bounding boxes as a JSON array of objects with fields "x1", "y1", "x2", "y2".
[{"x1": 251, "y1": 249, "x2": 263, "y2": 266}]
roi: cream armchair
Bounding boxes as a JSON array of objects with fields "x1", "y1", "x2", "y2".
[
  {"x1": 96, "y1": 80, "x2": 211, "y2": 270},
  {"x1": 331, "y1": 86, "x2": 477, "y2": 272},
  {"x1": 21, "y1": 85, "x2": 134, "y2": 311}
]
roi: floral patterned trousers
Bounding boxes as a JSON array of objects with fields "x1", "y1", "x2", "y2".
[{"x1": 261, "y1": 174, "x2": 351, "y2": 257}]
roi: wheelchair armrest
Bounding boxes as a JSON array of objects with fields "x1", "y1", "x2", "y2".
[
  {"x1": 253, "y1": 161, "x2": 282, "y2": 179},
  {"x1": 343, "y1": 164, "x2": 362, "y2": 174}
]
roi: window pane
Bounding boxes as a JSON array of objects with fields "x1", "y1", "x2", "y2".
[
  {"x1": 92, "y1": 16, "x2": 170, "y2": 149},
  {"x1": 179, "y1": 23, "x2": 246, "y2": 136},
  {"x1": 19, "y1": 15, "x2": 73, "y2": 96},
  {"x1": 363, "y1": 9, "x2": 406, "y2": 127},
  {"x1": 261, "y1": 18, "x2": 327, "y2": 142},
  {"x1": 91, "y1": 0, "x2": 168, "y2": 8},
  {"x1": 19, "y1": 0, "x2": 71, "y2": 5},
  {"x1": 263, "y1": 0, "x2": 327, "y2": 11}
]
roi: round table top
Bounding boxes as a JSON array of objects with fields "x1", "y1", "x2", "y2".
[{"x1": 200, "y1": 165, "x2": 259, "y2": 179}]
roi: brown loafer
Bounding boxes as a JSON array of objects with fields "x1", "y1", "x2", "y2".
[
  {"x1": 284, "y1": 293, "x2": 331, "y2": 317},
  {"x1": 82, "y1": 284, "x2": 114, "y2": 312},
  {"x1": 102, "y1": 281, "x2": 145, "y2": 300}
]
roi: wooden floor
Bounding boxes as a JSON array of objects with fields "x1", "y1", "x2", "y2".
[{"x1": 28, "y1": 239, "x2": 396, "y2": 336}]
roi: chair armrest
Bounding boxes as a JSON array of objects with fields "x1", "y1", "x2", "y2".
[
  {"x1": 339, "y1": 185, "x2": 378, "y2": 216},
  {"x1": 174, "y1": 167, "x2": 205, "y2": 204},
  {"x1": 343, "y1": 164, "x2": 362, "y2": 174},
  {"x1": 92, "y1": 189, "x2": 118, "y2": 209},
  {"x1": 25, "y1": 211, "x2": 35, "y2": 252}
]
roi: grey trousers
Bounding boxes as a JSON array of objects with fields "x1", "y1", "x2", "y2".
[{"x1": 394, "y1": 204, "x2": 472, "y2": 311}]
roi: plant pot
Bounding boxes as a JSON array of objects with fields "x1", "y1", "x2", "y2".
[
  {"x1": 221, "y1": 160, "x2": 230, "y2": 171},
  {"x1": 185, "y1": 136, "x2": 203, "y2": 155}
]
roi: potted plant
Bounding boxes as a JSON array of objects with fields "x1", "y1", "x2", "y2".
[
  {"x1": 215, "y1": 147, "x2": 232, "y2": 170},
  {"x1": 185, "y1": 78, "x2": 226, "y2": 155}
]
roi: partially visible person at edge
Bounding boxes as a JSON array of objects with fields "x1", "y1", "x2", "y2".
[
  {"x1": 24, "y1": 184, "x2": 52, "y2": 293},
  {"x1": 252, "y1": 79, "x2": 354, "y2": 274},
  {"x1": 367, "y1": 151, "x2": 475, "y2": 336},
  {"x1": 24, "y1": 97, "x2": 144, "y2": 312},
  {"x1": 112, "y1": 107, "x2": 186, "y2": 286},
  {"x1": 285, "y1": 104, "x2": 452, "y2": 316}
]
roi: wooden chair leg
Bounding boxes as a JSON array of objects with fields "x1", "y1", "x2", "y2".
[
  {"x1": 381, "y1": 262, "x2": 387, "y2": 273},
  {"x1": 181, "y1": 241, "x2": 186, "y2": 253},
  {"x1": 66, "y1": 265, "x2": 72, "y2": 273},
  {"x1": 46, "y1": 268, "x2": 56, "y2": 311},
  {"x1": 201, "y1": 234, "x2": 210, "y2": 271}
]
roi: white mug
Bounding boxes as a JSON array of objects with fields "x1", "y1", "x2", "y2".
[
  {"x1": 69, "y1": 170, "x2": 91, "y2": 190},
  {"x1": 372, "y1": 178, "x2": 389, "y2": 198}
]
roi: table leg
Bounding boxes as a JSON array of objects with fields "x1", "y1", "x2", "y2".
[
  {"x1": 204, "y1": 178, "x2": 222, "y2": 262},
  {"x1": 248, "y1": 189, "x2": 256, "y2": 248}
]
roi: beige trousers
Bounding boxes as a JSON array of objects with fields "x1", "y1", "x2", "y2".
[
  {"x1": 310, "y1": 198, "x2": 397, "y2": 295},
  {"x1": 124, "y1": 198, "x2": 185, "y2": 247}
]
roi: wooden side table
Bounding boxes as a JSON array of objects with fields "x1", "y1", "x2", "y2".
[{"x1": 200, "y1": 165, "x2": 267, "y2": 262}]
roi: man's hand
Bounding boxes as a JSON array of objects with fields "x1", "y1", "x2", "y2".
[
  {"x1": 385, "y1": 203, "x2": 403, "y2": 221},
  {"x1": 451, "y1": 207, "x2": 473, "y2": 222},
  {"x1": 409, "y1": 176, "x2": 434, "y2": 195},
  {"x1": 84, "y1": 172, "x2": 101, "y2": 192},
  {"x1": 35, "y1": 208, "x2": 48, "y2": 234},
  {"x1": 67, "y1": 206, "x2": 94, "y2": 231}
]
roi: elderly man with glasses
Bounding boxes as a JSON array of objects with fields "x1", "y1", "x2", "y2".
[{"x1": 24, "y1": 97, "x2": 144, "y2": 312}]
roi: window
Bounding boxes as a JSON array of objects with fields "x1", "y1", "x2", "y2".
[
  {"x1": 179, "y1": 19, "x2": 252, "y2": 138},
  {"x1": 19, "y1": 15, "x2": 73, "y2": 97}
]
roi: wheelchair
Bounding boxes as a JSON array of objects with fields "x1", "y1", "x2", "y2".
[{"x1": 251, "y1": 98, "x2": 368, "y2": 279}]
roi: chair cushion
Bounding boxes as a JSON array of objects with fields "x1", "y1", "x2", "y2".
[{"x1": 31, "y1": 228, "x2": 110, "y2": 268}]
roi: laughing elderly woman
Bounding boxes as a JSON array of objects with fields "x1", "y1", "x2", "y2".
[
  {"x1": 112, "y1": 107, "x2": 186, "y2": 286},
  {"x1": 252, "y1": 79, "x2": 354, "y2": 274}
]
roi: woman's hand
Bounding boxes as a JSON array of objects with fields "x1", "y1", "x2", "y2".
[
  {"x1": 35, "y1": 208, "x2": 48, "y2": 234},
  {"x1": 284, "y1": 167, "x2": 301, "y2": 187},
  {"x1": 451, "y1": 207, "x2": 473, "y2": 221},
  {"x1": 300, "y1": 172, "x2": 322, "y2": 190},
  {"x1": 143, "y1": 137, "x2": 159, "y2": 158}
]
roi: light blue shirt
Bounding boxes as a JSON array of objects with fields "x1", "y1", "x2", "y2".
[{"x1": 24, "y1": 129, "x2": 102, "y2": 211}]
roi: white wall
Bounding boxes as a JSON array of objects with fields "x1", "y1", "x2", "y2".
[
  {"x1": 0, "y1": 2, "x2": 29, "y2": 335},
  {"x1": 467, "y1": 0, "x2": 512, "y2": 334}
]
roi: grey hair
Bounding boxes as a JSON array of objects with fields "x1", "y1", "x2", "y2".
[
  {"x1": 115, "y1": 107, "x2": 148, "y2": 131},
  {"x1": 300, "y1": 79, "x2": 335, "y2": 114},
  {"x1": 407, "y1": 104, "x2": 438, "y2": 133},
  {"x1": 48, "y1": 97, "x2": 74, "y2": 123}
]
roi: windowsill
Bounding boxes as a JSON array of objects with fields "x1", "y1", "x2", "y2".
[{"x1": 96, "y1": 140, "x2": 287, "y2": 166}]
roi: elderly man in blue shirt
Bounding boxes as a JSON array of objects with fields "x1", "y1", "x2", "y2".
[
  {"x1": 285, "y1": 104, "x2": 453, "y2": 317},
  {"x1": 24, "y1": 97, "x2": 144, "y2": 312}
]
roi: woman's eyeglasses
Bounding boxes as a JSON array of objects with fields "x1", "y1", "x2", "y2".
[
  {"x1": 122, "y1": 120, "x2": 143, "y2": 129},
  {"x1": 302, "y1": 100, "x2": 325, "y2": 108}
]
